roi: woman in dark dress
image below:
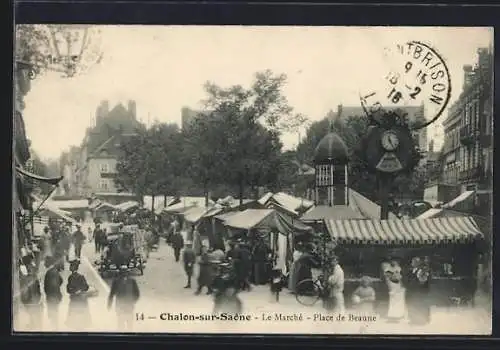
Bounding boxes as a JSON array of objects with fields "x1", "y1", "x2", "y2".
[
  {"x1": 252, "y1": 240, "x2": 271, "y2": 285},
  {"x1": 195, "y1": 246, "x2": 214, "y2": 295},
  {"x1": 66, "y1": 260, "x2": 92, "y2": 329},
  {"x1": 404, "y1": 256, "x2": 432, "y2": 326}
]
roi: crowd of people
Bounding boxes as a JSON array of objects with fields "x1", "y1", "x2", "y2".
[
  {"x1": 162, "y1": 217, "x2": 434, "y2": 326},
  {"x1": 17, "y1": 220, "x2": 142, "y2": 331}
]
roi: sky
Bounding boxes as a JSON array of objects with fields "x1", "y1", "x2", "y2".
[{"x1": 21, "y1": 26, "x2": 493, "y2": 161}]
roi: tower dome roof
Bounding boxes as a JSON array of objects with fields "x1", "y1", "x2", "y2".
[{"x1": 314, "y1": 131, "x2": 349, "y2": 164}]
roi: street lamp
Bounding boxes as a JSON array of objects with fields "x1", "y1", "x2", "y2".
[{"x1": 15, "y1": 24, "x2": 103, "y2": 79}]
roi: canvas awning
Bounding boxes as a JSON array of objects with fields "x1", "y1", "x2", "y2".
[
  {"x1": 95, "y1": 202, "x2": 118, "y2": 212},
  {"x1": 202, "y1": 207, "x2": 224, "y2": 218},
  {"x1": 115, "y1": 201, "x2": 140, "y2": 212},
  {"x1": 214, "y1": 211, "x2": 240, "y2": 222},
  {"x1": 16, "y1": 166, "x2": 63, "y2": 185},
  {"x1": 223, "y1": 209, "x2": 275, "y2": 230},
  {"x1": 301, "y1": 205, "x2": 366, "y2": 221},
  {"x1": 222, "y1": 209, "x2": 313, "y2": 236},
  {"x1": 183, "y1": 206, "x2": 213, "y2": 224},
  {"x1": 324, "y1": 217, "x2": 483, "y2": 245},
  {"x1": 163, "y1": 202, "x2": 195, "y2": 214},
  {"x1": 38, "y1": 206, "x2": 76, "y2": 224}
]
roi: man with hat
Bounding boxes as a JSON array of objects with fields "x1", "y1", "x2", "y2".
[
  {"x1": 72, "y1": 224, "x2": 86, "y2": 260},
  {"x1": 66, "y1": 260, "x2": 91, "y2": 329},
  {"x1": 182, "y1": 240, "x2": 196, "y2": 288},
  {"x1": 108, "y1": 265, "x2": 140, "y2": 331},
  {"x1": 43, "y1": 255, "x2": 63, "y2": 329}
]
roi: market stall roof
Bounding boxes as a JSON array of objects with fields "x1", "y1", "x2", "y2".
[
  {"x1": 115, "y1": 201, "x2": 140, "y2": 212},
  {"x1": 95, "y1": 202, "x2": 118, "y2": 211},
  {"x1": 162, "y1": 202, "x2": 195, "y2": 214},
  {"x1": 324, "y1": 217, "x2": 483, "y2": 245},
  {"x1": 301, "y1": 205, "x2": 366, "y2": 221},
  {"x1": 223, "y1": 209, "x2": 275, "y2": 230},
  {"x1": 222, "y1": 209, "x2": 313, "y2": 236},
  {"x1": 258, "y1": 192, "x2": 274, "y2": 205},
  {"x1": 38, "y1": 206, "x2": 76, "y2": 224},
  {"x1": 143, "y1": 196, "x2": 179, "y2": 214},
  {"x1": 258, "y1": 192, "x2": 313, "y2": 216},
  {"x1": 183, "y1": 206, "x2": 214, "y2": 224},
  {"x1": 49, "y1": 199, "x2": 89, "y2": 210},
  {"x1": 214, "y1": 211, "x2": 240, "y2": 222},
  {"x1": 202, "y1": 207, "x2": 224, "y2": 218},
  {"x1": 301, "y1": 188, "x2": 398, "y2": 221}
]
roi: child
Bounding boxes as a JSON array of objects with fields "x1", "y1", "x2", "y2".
[
  {"x1": 351, "y1": 276, "x2": 376, "y2": 313},
  {"x1": 270, "y1": 268, "x2": 285, "y2": 302}
]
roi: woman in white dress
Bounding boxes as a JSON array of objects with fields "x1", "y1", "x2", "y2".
[{"x1": 381, "y1": 260, "x2": 406, "y2": 323}]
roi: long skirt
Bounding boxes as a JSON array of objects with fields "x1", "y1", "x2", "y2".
[
  {"x1": 253, "y1": 262, "x2": 268, "y2": 285},
  {"x1": 387, "y1": 288, "x2": 406, "y2": 320},
  {"x1": 406, "y1": 292, "x2": 431, "y2": 325}
]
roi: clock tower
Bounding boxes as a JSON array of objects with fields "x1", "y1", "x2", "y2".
[{"x1": 313, "y1": 122, "x2": 349, "y2": 206}]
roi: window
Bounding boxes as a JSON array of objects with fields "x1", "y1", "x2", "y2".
[
  {"x1": 99, "y1": 180, "x2": 109, "y2": 190},
  {"x1": 100, "y1": 163, "x2": 109, "y2": 173}
]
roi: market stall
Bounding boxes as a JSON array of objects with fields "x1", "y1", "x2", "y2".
[
  {"x1": 221, "y1": 208, "x2": 313, "y2": 275},
  {"x1": 323, "y1": 216, "x2": 485, "y2": 308}
]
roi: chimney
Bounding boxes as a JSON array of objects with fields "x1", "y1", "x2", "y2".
[
  {"x1": 128, "y1": 100, "x2": 137, "y2": 119},
  {"x1": 96, "y1": 100, "x2": 109, "y2": 126},
  {"x1": 463, "y1": 65, "x2": 474, "y2": 90}
]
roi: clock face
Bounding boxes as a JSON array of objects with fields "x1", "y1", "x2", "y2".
[{"x1": 381, "y1": 130, "x2": 400, "y2": 151}]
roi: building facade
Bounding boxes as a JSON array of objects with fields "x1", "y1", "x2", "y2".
[
  {"x1": 70, "y1": 100, "x2": 142, "y2": 196},
  {"x1": 439, "y1": 47, "x2": 493, "y2": 213}
]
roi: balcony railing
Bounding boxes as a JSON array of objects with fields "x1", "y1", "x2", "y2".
[
  {"x1": 459, "y1": 166, "x2": 483, "y2": 182},
  {"x1": 459, "y1": 124, "x2": 479, "y2": 145}
]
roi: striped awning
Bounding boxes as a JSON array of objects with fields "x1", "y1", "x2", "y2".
[{"x1": 324, "y1": 217, "x2": 484, "y2": 245}]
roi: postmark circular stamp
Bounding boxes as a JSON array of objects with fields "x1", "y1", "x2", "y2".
[{"x1": 360, "y1": 41, "x2": 452, "y2": 130}]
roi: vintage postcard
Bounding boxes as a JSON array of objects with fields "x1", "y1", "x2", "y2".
[{"x1": 13, "y1": 25, "x2": 493, "y2": 335}]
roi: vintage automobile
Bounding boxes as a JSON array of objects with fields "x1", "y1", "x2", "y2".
[{"x1": 97, "y1": 230, "x2": 144, "y2": 276}]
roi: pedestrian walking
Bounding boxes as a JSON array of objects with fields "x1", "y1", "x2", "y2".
[
  {"x1": 108, "y1": 265, "x2": 140, "y2": 331},
  {"x1": 72, "y1": 225, "x2": 86, "y2": 259},
  {"x1": 87, "y1": 226, "x2": 93, "y2": 242},
  {"x1": 93, "y1": 224, "x2": 103, "y2": 253},
  {"x1": 19, "y1": 251, "x2": 43, "y2": 330},
  {"x1": 182, "y1": 241, "x2": 196, "y2": 288},
  {"x1": 61, "y1": 227, "x2": 71, "y2": 262},
  {"x1": 43, "y1": 256, "x2": 63, "y2": 329},
  {"x1": 171, "y1": 231, "x2": 184, "y2": 262},
  {"x1": 66, "y1": 260, "x2": 92, "y2": 330},
  {"x1": 195, "y1": 246, "x2": 214, "y2": 295}
]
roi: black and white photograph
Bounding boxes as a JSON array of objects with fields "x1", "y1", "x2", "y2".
[{"x1": 13, "y1": 25, "x2": 493, "y2": 335}]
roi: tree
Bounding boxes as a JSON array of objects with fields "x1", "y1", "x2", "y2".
[
  {"x1": 196, "y1": 70, "x2": 307, "y2": 205},
  {"x1": 115, "y1": 123, "x2": 183, "y2": 215}
]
